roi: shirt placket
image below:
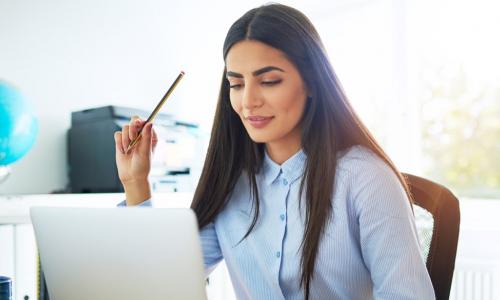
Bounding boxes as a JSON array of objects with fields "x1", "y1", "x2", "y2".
[{"x1": 275, "y1": 171, "x2": 291, "y2": 284}]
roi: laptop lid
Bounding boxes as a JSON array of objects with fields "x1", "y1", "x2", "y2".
[{"x1": 30, "y1": 207, "x2": 207, "y2": 300}]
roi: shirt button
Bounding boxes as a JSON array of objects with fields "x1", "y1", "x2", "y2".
[
  {"x1": 282, "y1": 178, "x2": 288, "y2": 186},
  {"x1": 280, "y1": 214, "x2": 285, "y2": 221},
  {"x1": 276, "y1": 251, "x2": 281, "y2": 258}
]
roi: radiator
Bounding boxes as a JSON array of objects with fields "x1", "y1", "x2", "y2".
[{"x1": 450, "y1": 260, "x2": 499, "y2": 300}]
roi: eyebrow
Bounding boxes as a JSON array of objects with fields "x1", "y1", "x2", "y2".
[{"x1": 226, "y1": 66, "x2": 285, "y2": 78}]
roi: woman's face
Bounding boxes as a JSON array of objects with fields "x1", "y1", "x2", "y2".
[{"x1": 225, "y1": 40, "x2": 308, "y2": 148}]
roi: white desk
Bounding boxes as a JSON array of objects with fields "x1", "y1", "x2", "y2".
[{"x1": 0, "y1": 193, "x2": 193, "y2": 224}]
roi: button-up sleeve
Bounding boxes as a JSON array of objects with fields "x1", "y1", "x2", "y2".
[
  {"x1": 352, "y1": 157, "x2": 435, "y2": 300},
  {"x1": 199, "y1": 222, "x2": 223, "y2": 276},
  {"x1": 117, "y1": 199, "x2": 153, "y2": 207}
]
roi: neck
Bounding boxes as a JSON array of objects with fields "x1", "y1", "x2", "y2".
[{"x1": 265, "y1": 139, "x2": 301, "y2": 165}]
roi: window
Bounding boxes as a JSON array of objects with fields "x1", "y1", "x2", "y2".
[{"x1": 314, "y1": 0, "x2": 500, "y2": 199}]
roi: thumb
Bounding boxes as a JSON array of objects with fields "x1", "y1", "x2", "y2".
[{"x1": 138, "y1": 122, "x2": 153, "y2": 154}]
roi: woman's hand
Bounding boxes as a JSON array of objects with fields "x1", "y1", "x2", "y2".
[{"x1": 114, "y1": 116, "x2": 158, "y2": 205}]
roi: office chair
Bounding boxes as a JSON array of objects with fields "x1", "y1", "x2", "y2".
[{"x1": 404, "y1": 173, "x2": 460, "y2": 300}]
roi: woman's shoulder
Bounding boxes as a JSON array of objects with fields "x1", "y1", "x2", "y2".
[
  {"x1": 336, "y1": 145, "x2": 393, "y2": 178},
  {"x1": 336, "y1": 145, "x2": 410, "y2": 216},
  {"x1": 335, "y1": 145, "x2": 403, "y2": 194}
]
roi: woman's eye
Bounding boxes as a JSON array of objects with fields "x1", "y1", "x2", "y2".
[
  {"x1": 229, "y1": 84, "x2": 242, "y2": 89},
  {"x1": 262, "y1": 79, "x2": 282, "y2": 86}
]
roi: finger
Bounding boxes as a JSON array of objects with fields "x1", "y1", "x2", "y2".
[
  {"x1": 138, "y1": 122, "x2": 153, "y2": 154},
  {"x1": 129, "y1": 119, "x2": 144, "y2": 141},
  {"x1": 114, "y1": 131, "x2": 124, "y2": 154},
  {"x1": 129, "y1": 115, "x2": 142, "y2": 140},
  {"x1": 122, "y1": 124, "x2": 131, "y2": 152},
  {"x1": 151, "y1": 127, "x2": 158, "y2": 152}
]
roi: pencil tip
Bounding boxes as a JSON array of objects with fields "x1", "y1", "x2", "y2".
[{"x1": 180, "y1": 71, "x2": 185, "y2": 75}]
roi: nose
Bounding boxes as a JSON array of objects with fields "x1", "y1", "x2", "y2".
[{"x1": 242, "y1": 84, "x2": 263, "y2": 109}]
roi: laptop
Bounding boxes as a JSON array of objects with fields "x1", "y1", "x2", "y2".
[{"x1": 30, "y1": 207, "x2": 207, "y2": 300}]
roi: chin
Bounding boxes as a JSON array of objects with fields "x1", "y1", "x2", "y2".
[
  {"x1": 247, "y1": 134, "x2": 269, "y2": 144},
  {"x1": 245, "y1": 130, "x2": 274, "y2": 144}
]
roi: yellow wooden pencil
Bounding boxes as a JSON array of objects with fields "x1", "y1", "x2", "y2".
[{"x1": 125, "y1": 71, "x2": 185, "y2": 154}]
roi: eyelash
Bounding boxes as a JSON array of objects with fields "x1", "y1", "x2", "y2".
[{"x1": 229, "y1": 80, "x2": 282, "y2": 89}]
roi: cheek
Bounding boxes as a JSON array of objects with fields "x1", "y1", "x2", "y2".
[
  {"x1": 274, "y1": 86, "x2": 307, "y2": 117},
  {"x1": 229, "y1": 95, "x2": 242, "y2": 114}
]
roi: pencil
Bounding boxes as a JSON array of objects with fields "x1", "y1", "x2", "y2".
[{"x1": 125, "y1": 71, "x2": 185, "y2": 154}]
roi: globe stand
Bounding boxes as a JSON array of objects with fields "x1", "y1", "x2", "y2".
[{"x1": 0, "y1": 165, "x2": 11, "y2": 184}]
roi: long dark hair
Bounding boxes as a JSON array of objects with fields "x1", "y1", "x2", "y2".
[{"x1": 191, "y1": 3, "x2": 412, "y2": 299}]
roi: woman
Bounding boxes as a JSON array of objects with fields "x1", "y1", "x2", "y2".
[{"x1": 115, "y1": 4, "x2": 435, "y2": 300}]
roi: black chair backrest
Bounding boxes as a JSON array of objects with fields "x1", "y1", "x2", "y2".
[{"x1": 404, "y1": 173, "x2": 460, "y2": 300}]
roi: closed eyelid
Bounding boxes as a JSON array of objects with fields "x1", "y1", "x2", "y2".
[
  {"x1": 228, "y1": 78, "x2": 281, "y2": 86},
  {"x1": 227, "y1": 79, "x2": 243, "y2": 87}
]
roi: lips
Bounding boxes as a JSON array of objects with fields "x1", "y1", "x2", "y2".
[
  {"x1": 248, "y1": 116, "x2": 273, "y2": 121},
  {"x1": 246, "y1": 115, "x2": 274, "y2": 128}
]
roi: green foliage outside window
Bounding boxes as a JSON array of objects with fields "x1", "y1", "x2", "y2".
[{"x1": 420, "y1": 64, "x2": 500, "y2": 198}]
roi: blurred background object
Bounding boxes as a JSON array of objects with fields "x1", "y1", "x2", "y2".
[
  {"x1": 0, "y1": 81, "x2": 38, "y2": 186},
  {"x1": 0, "y1": 275, "x2": 13, "y2": 300}
]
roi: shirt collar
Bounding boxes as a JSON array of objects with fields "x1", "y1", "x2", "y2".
[{"x1": 262, "y1": 149, "x2": 307, "y2": 186}]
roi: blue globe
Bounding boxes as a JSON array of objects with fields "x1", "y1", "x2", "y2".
[{"x1": 0, "y1": 81, "x2": 38, "y2": 166}]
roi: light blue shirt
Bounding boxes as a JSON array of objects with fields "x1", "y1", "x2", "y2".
[{"x1": 123, "y1": 145, "x2": 435, "y2": 299}]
